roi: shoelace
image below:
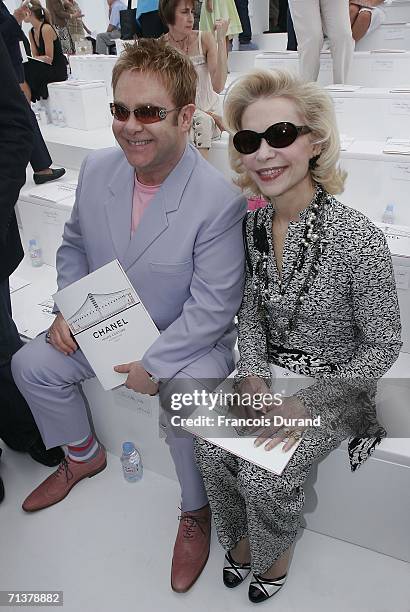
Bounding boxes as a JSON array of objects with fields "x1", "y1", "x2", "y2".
[
  {"x1": 178, "y1": 508, "x2": 207, "y2": 540},
  {"x1": 53, "y1": 458, "x2": 74, "y2": 483}
]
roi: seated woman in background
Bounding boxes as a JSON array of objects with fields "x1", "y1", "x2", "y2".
[
  {"x1": 349, "y1": 0, "x2": 389, "y2": 42},
  {"x1": 23, "y1": 0, "x2": 68, "y2": 102},
  {"x1": 195, "y1": 69, "x2": 401, "y2": 603},
  {"x1": 159, "y1": 0, "x2": 228, "y2": 158},
  {"x1": 46, "y1": 0, "x2": 76, "y2": 53}
]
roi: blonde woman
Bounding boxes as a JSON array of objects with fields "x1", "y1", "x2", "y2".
[{"x1": 194, "y1": 70, "x2": 401, "y2": 603}]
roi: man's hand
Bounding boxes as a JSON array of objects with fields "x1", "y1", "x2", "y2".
[
  {"x1": 114, "y1": 361, "x2": 159, "y2": 395},
  {"x1": 13, "y1": 6, "x2": 27, "y2": 24},
  {"x1": 46, "y1": 312, "x2": 78, "y2": 355}
]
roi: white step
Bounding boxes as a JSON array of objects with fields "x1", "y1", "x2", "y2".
[
  {"x1": 326, "y1": 86, "x2": 410, "y2": 140},
  {"x1": 384, "y1": 0, "x2": 410, "y2": 24},
  {"x1": 253, "y1": 32, "x2": 288, "y2": 51},
  {"x1": 255, "y1": 50, "x2": 410, "y2": 88},
  {"x1": 1, "y1": 447, "x2": 409, "y2": 612},
  {"x1": 356, "y1": 22, "x2": 410, "y2": 52},
  {"x1": 40, "y1": 123, "x2": 115, "y2": 170}
]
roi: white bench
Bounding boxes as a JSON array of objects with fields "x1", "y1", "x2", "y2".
[
  {"x1": 326, "y1": 86, "x2": 410, "y2": 140},
  {"x1": 356, "y1": 22, "x2": 410, "y2": 51},
  {"x1": 255, "y1": 50, "x2": 410, "y2": 87}
]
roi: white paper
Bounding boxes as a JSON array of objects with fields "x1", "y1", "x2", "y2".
[
  {"x1": 9, "y1": 274, "x2": 30, "y2": 293},
  {"x1": 53, "y1": 260, "x2": 159, "y2": 390},
  {"x1": 383, "y1": 137, "x2": 410, "y2": 154},
  {"x1": 29, "y1": 181, "x2": 78, "y2": 203},
  {"x1": 18, "y1": 296, "x2": 56, "y2": 339},
  {"x1": 391, "y1": 162, "x2": 410, "y2": 181},
  {"x1": 390, "y1": 101, "x2": 410, "y2": 116},
  {"x1": 385, "y1": 27, "x2": 405, "y2": 40},
  {"x1": 325, "y1": 84, "x2": 362, "y2": 92},
  {"x1": 370, "y1": 49, "x2": 407, "y2": 53},
  {"x1": 27, "y1": 55, "x2": 46, "y2": 63},
  {"x1": 394, "y1": 266, "x2": 410, "y2": 290},
  {"x1": 181, "y1": 367, "x2": 312, "y2": 475}
]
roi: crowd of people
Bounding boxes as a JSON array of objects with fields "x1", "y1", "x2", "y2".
[{"x1": 0, "y1": 0, "x2": 403, "y2": 606}]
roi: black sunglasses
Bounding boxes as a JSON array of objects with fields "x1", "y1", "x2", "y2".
[
  {"x1": 110, "y1": 103, "x2": 181, "y2": 124},
  {"x1": 233, "y1": 122, "x2": 311, "y2": 155}
]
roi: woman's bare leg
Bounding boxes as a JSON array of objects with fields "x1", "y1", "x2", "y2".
[{"x1": 20, "y1": 81, "x2": 31, "y2": 104}]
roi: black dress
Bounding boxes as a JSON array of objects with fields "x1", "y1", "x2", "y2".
[{"x1": 24, "y1": 22, "x2": 68, "y2": 102}]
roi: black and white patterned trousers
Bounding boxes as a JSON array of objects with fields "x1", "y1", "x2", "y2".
[{"x1": 194, "y1": 429, "x2": 344, "y2": 574}]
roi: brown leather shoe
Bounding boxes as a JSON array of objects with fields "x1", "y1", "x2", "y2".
[
  {"x1": 171, "y1": 504, "x2": 211, "y2": 593},
  {"x1": 22, "y1": 446, "x2": 107, "y2": 512}
]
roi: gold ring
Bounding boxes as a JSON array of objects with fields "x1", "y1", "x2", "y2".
[
  {"x1": 291, "y1": 431, "x2": 303, "y2": 440},
  {"x1": 282, "y1": 427, "x2": 291, "y2": 437}
]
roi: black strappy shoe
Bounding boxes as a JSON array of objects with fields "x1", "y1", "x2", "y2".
[
  {"x1": 248, "y1": 572, "x2": 287, "y2": 603},
  {"x1": 223, "y1": 550, "x2": 251, "y2": 588}
]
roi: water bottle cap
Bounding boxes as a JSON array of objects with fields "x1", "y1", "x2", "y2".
[
  {"x1": 386, "y1": 204, "x2": 394, "y2": 211},
  {"x1": 29, "y1": 239, "x2": 37, "y2": 246},
  {"x1": 122, "y1": 442, "x2": 135, "y2": 454}
]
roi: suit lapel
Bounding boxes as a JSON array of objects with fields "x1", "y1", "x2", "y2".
[
  {"x1": 105, "y1": 157, "x2": 134, "y2": 263},
  {"x1": 122, "y1": 144, "x2": 197, "y2": 270}
]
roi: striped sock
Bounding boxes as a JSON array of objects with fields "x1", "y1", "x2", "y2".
[{"x1": 67, "y1": 433, "x2": 100, "y2": 463}]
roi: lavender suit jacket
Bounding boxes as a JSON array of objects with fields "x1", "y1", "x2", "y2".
[{"x1": 56, "y1": 143, "x2": 247, "y2": 380}]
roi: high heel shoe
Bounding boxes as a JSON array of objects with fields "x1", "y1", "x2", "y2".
[
  {"x1": 223, "y1": 550, "x2": 251, "y2": 588},
  {"x1": 248, "y1": 572, "x2": 287, "y2": 603}
]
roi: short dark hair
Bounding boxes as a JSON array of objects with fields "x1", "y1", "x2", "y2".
[
  {"x1": 159, "y1": 0, "x2": 194, "y2": 26},
  {"x1": 112, "y1": 38, "x2": 197, "y2": 108}
]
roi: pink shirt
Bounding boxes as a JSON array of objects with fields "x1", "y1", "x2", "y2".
[{"x1": 131, "y1": 175, "x2": 161, "y2": 236}]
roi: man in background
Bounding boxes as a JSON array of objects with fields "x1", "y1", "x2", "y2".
[
  {"x1": 0, "y1": 30, "x2": 63, "y2": 503},
  {"x1": 96, "y1": 0, "x2": 127, "y2": 54}
]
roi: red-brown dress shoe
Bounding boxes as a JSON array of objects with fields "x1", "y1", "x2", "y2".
[
  {"x1": 22, "y1": 446, "x2": 107, "y2": 512},
  {"x1": 171, "y1": 504, "x2": 211, "y2": 593}
]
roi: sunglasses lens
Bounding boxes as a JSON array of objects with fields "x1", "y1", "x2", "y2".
[
  {"x1": 265, "y1": 122, "x2": 298, "y2": 148},
  {"x1": 111, "y1": 104, "x2": 130, "y2": 122},
  {"x1": 233, "y1": 130, "x2": 261, "y2": 155},
  {"x1": 135, "y1": 106, "x2": 163, "y2": 124}
]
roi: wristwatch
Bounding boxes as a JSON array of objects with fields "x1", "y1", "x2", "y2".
[{"x1": 147, "y1": 372, "x2": 160, "y2": 385}]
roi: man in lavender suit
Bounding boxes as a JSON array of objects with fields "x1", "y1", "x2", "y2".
[{"x1": 12, "y1": 39, "x2": 246, "y2": 592}]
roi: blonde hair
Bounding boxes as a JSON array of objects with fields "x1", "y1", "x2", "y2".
[
  {"x1": 224, "y1": 69, "x2": 346, "y2": 196},
  {"x1": 112, "y1": 38, "x2": 197, "y2": 108}
]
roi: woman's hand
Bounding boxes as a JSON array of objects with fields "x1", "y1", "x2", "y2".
[
  {"x1": 207, "y1": 111, "x2": 225, "y2": 133},
  {"x1": 214, "y1": 18, "x2": 229, "y2": 42},
  {"x1": 206, "y1": 0, "x2": 213, "y2": 12},
  {"x1": 254, "y1": 396, "x2": 309, "y2": 452}
]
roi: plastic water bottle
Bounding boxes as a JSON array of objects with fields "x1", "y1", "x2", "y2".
[
  {"x1": 28, "y1": 238, "x2": 43, "y2": 267},
  {"x1": 57, "y1": 110, "x2": 66, "y2": 127},
  {"x1": 38, "y1": 108, "x2": 48, "y2": 125},
  {"x1": 120, "y1": 442, "x2": 143, "y2": 482},
  {"x1": 382, "y1": 204, "x2": 395, "y2": 224}
]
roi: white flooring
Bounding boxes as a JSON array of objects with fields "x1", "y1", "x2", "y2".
[{"x1": 1, "y1": 448, "x2": 409, "y2": 612}]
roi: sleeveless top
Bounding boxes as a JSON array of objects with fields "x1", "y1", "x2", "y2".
[
  {"x1": 190, "y1": 31, "x2": 220, "y2": 113},
  {"x1": 30, "y1": 23, "x2": 67, "y2": 69}
]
